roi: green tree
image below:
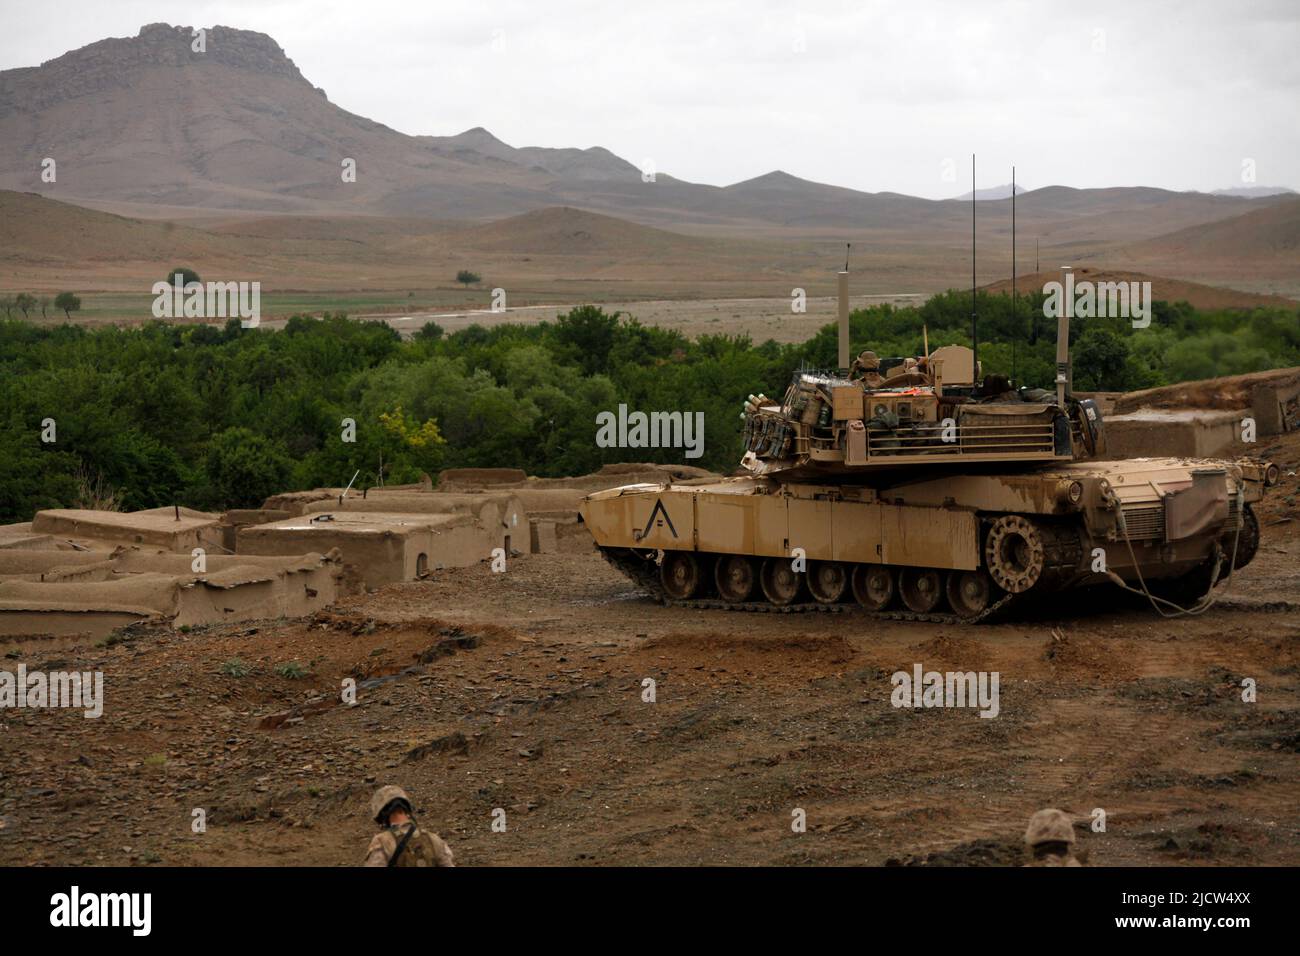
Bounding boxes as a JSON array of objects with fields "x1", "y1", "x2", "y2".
[
  {"x1": 1073, "y1": 325, "x2": 1132, "y2": 391},
  {"x1": 54, "y1": 292, "x2": 81, "y2": 319},
  {"x1": 553, "y1": 306, "x2": 621, "y2": 375},
  {"x1": 415, "y1": 321, "x2": 444, "y2": 341},
  {"x1": 456, "y1": 270, "x2": 481, "y2": 287},
  {"x1": 200, "y1": 427, "x2": 293, "y2": 509},
  {"x1": 15, "y1": 293, "x2": 37, "y2": 319},
  {"x1": 0, "y1": 418, "x2": 81, "y2": 521},
  {"x1": 165, "y1": 267, "x2": 202, "y2": 286}
]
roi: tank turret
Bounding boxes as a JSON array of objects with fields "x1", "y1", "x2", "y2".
[{"x1": 739, "y1": 272, "x2": 1104, "y2": 481}]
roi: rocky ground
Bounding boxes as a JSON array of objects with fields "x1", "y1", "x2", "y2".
[
  {"x1": 2, "y1": 431, "x2": 1297, "y2": 867},
  {"x1": 2, "y1": 530, "x2": 1297, "y2": 867}
]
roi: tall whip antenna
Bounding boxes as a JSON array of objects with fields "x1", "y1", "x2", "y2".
[{"x1": 971, "y1": 154, "x2": 978, "y2": 379}]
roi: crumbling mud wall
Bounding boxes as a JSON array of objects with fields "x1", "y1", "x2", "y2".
[
  {"x1": 1253, "y1": 377, "x2": 1300, "y2": 436},
  {"x1": 0, "y1": 549, "x2": 342, "y2": 639}
]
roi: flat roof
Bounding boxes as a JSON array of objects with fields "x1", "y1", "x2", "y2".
[{"x1": 244, "y1": 511, "x2": 472, "y2": 535}]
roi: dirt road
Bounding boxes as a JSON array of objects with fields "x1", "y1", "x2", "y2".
[
  {"x1": 347, "y1": 293, "x2": 925, "y2": 344},
  {"x1": 2, "y1": 528, "x2": 1297, "y2": 867}
]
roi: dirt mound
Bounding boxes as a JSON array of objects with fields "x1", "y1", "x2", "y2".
[
  {"x1": 908, "y1": 634, "x2": 990, "y2": 672},
  {"x1": 1114, "y1": 366, "x2": 1300, "y2": 414},
  {"x1": 886, "y1": 836, "x2": 1026, "y2": 867},
  {"x1": 1043, "y1": 629, "x2": 1137, "y2": 681},
  {"x1": 636, "y1": 630, "x2": 857, "y2": 683}
]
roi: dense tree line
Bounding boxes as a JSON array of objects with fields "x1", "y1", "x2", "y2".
[{"x1": 0, "y1": 292, "x2": 1295, "y2": 522}]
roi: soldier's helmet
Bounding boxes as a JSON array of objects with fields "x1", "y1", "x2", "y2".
[
  {"x1": 856, "y1": 350, "x2": 880, "y2": 370},
  {"x1": 371, "y1": 785, "x2": 414, "y2": 824},
  {"x1": 1024, "y1": 808, "x2": 1075, "y2": 847}
]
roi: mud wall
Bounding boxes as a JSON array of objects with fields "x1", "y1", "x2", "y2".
[
  {"x1": 31, "y1": 507, "x2": 224, "y2": 552},
  {"x1": 238, "y1": 525, "x2": 410, "y2": 589},
  {"x1": 1102, "y1": 410, "x2": 1241, "y2": 459}
]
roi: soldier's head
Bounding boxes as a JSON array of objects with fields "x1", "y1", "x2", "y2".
[
  {"x1": 856, "y1": 350, "x2": 880, "y2": 371},
  {"x1": 982, "y1": 372, "x2": 1011, "y2": 395},
  {"x1": 371, "y1": 785, "x2": 414, "y2": 827},
  {"x1": 1024, "y1": 808, "x2": 1075, "y2": 858}
]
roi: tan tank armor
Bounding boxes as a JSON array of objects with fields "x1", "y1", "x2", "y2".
[{"x1": 580, "y1": 272, "x2": 1278, "y2": 622}]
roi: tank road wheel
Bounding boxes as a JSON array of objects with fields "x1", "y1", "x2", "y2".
[
  {"x1": 660, "y1": 551, "x2": 703, "y2": 600},
  {"x1": 946, "y1": 569, "x2": 996, "y2": 619},
  {"x1": 852, "y1": 565, "x2": 895, "y2": 611},
  {"x1": 984, "y1": 515, "x2": 1046, "y2": 594},
  {"x1": 760, "y1": 558, "x2": 804, "y2": 606},
  {"x1": 1221, "y1": 502, "x2": 1260, "y2": 577},
  {"x1": 899, "y1": 567, "x2": 944, "y2": 614},
  {"x1": 715, "y1": 555, "x2": 757, "y2": 603},
  {"x1": 807, "y1": 561, "x2": 849, "y2": 604}
]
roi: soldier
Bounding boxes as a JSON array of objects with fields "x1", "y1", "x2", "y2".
[
  {"x1": 978, "y1": 372, "x2": 1018, "y2": 401},
  {"x1": 364, "y1": 785, "x2": 455, "y2": 867},
  {"x1": 888, "y1": 356, "x2": 931, "y2": 388},
  {"x1": 850, "y1": 350, "x2": 885, "y2": 388},
  {"x1": 1023, "y1": 808, "x2": 1081, "y2": 867}
]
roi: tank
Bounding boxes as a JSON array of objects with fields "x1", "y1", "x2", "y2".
[{"x1": 579, "y1": 269, "x2": 1279, "y2": 622}]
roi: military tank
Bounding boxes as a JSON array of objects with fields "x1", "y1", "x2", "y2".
[{"x1": 580, "y1": 269, "x2": 1279, "y2": 623}]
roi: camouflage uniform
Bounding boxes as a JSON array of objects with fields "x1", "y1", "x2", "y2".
[
  {"x1": 364, "y1": 785, "x2": 455, "y2": 868},
  {"x1": 850, "y1": 350, "x2": 885, "y2": 388},
  {"x1": 364, "y1": 823, "x2": 456, "y2": 867},
  {"x1": 1023, "y1": 807, "x2": 1081, "y2": 867}
]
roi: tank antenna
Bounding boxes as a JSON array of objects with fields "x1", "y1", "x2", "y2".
[
  {"x1": 1056, "y1": 265, "x2": 1072, "y2": 407},
  {"x1": 837, "y1": 244, "x2": 851, "y2": 372},
  {"x1": 971, "y1": 154, "x2": 979, "y2": 381},
  {"x1": 1011, "y1": 164, "x2": 1017, "y2": 382}
]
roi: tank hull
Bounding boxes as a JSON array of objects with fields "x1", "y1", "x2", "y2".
[{"x1": 580, "y1": 457, "x2": 1271, "y2": 622}]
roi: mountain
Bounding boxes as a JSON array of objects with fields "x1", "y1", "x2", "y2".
[
  {"x1": 954, "y1": 183, "x2": 1028, "y2": 201},
  {"x1": 0, "y1": 22, "x2": 1285, "y2": 240},
  {"x1": 1209, "y1": 186, "x2": 1296, "y2": 199}
]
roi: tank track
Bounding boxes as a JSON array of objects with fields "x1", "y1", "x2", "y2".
[{"x1": 599, "y1": 547, "x2": 1023, "y2": 625}]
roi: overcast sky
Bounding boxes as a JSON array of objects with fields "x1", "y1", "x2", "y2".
[{"x1": 2, "y1": 0, "x2": 1297, "y2": 198}]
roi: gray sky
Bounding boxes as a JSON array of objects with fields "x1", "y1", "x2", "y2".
[{"x1": 3, "y1": 0, "x2": 1297, "y2": 198}]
